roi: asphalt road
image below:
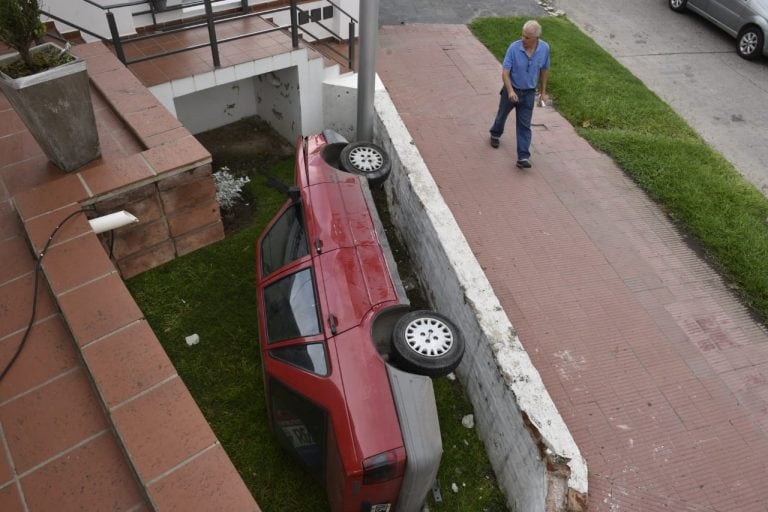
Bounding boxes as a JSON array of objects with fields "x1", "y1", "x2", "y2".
[{"x1": 550, "y1": 0, "x2": 768, "y2": 195}]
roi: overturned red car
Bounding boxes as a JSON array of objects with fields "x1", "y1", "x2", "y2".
[{"x1": 255, "y1": 130, "x2": 465, "y2": 511}]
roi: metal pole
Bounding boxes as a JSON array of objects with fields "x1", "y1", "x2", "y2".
[
  {"x1": 348, "y1": 21, "x2": 355, "y2": 71},
  {"x1": 203, "y1": 0, "x2": 221, "y2": 67},
  {"x1": 290, "y1": 0, "x2": 299, "y2": 49},
  {"x1": 356, "y1": 0, "x2": 378, "y2": 142},
  {"x1": 106, "y1": 12, "x2": 126, "y2": 64}
]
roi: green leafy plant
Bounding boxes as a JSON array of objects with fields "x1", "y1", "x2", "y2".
[
  {"x1": 0, "y1": 0, "x2": 74, "y2": 78},
  {"x1": 0, "y1": 0, "x2": 45, "y2": 72},
  {"x1": 213, "y1": 166, "x2": 251, "y2": 211}
]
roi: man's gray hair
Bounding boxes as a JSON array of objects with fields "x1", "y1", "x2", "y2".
[{"x1": 523, "y1": 20, "x2": 542, "y2": 37}]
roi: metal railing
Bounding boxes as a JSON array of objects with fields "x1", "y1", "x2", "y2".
[{"x1": 42, "y1": 0, "x2": 357, "y2": 71}]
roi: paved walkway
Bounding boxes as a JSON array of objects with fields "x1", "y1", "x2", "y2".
[{"x1": 377, "y1": 24, "x2": 768, "y2": 511}]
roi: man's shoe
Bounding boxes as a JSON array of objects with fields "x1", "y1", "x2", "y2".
[
  {"x1": 490, "y1": 136, "x2": 500, "y2": 148},
  {"x1": 516, "y1": 159, "x2": 532, "y2": 169}
]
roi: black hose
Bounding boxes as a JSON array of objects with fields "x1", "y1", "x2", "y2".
[{"x1": 0, "y1": 209, "x2": 88, "y2": 382}]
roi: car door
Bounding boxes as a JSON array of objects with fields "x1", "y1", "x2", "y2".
[
  {"x1": 706, "y1": 0, "x2": 750, "y2": 34},
  {"x1": 687, "y1": 0, "x2": 712, "y2": 14}
]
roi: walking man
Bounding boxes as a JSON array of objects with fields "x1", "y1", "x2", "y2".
[{"x1": 489, "y1": 20, "x2": 550, "y2": 169}]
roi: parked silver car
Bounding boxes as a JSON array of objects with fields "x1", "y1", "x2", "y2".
[{"x1": 669, "y1": 0, "x2": 768, "y2": 59}]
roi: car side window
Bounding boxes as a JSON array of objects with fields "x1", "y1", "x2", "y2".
[
  {"x1": 261, "y1": 203, "x2": 309, "y2": 277},
  {"x1": 263, "y1": 268, "x2": 321, "y2": 343},
  {"x1": 269, "y1": 378, "x2": 326, "y2": 479},
  {"x1": 270, "y1": 343, "x2": 328, "y2": 376}
]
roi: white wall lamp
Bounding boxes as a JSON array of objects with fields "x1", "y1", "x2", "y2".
[{"x1": 88, "y1": 210, "x2": 139, "y2": 234}]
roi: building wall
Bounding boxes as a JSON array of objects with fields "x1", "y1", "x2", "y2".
[
  {"x1": 256, "y1": 67, "x2": 302, "y2": 142},
  {"x1": 322, "y1": 73, "x2": 357, "y2": 141},
  {"x1": 175, "y1": 78, "x2": 259, "y2": 135}
]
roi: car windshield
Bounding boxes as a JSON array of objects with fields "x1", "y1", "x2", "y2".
[
  {"x1": 261, "y1": 203, "x2": 309, "y2": 277},
  {"x1": 263, "y1": 268, "x2": 321, "y2": 343}
]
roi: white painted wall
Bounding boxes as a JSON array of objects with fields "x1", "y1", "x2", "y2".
[
  {"x1": 255, "y1": 67, "x2": 301, "y2": 142},
  {"x1": 322, "y1": 73, "x2": 357, "y2": 141},
  {"x1": 45, "y1": 0, "x2": 135, "y2": 40},
  {"x1": 297, "y1": 53, "x2": 328, "y2": 137},
  {"x1": 174, "y1": 77, "x2": 258, "y2": 135},
  {"x1": 322, "y1": 72, "x2": 388, "y2": 143},
  {"x1": 331, "y1": 0, "x2": 358, "y2": 39},
  {"x1": 266, "y1": 1, "x2": 336, "y2": 41}
]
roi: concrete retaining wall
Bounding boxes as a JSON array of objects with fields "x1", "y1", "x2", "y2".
[{"x1": 372, "y1": 88, "x2": 588, "y2": 512}]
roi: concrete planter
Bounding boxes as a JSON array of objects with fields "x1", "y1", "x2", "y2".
[{"x1": 0, "y1": 43, "x2": 100, "y2": 172}]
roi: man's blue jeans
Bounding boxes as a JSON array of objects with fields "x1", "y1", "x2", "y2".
[{"x1": 489, "y1": 88, "x2": 536, "y2": 161}]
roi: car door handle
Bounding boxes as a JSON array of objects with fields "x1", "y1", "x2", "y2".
[
  {"x1": 315, "y1": 238, "x2": 323, "y2": 254},
  {"x1": 328, "y1": 314, "x2": 338, "y2": 335}
]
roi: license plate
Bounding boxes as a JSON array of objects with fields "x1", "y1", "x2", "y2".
[{"x1": 371, "y1": 505, "x2": 391, "y2": 512}]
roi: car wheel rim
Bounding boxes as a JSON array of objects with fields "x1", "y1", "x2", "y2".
[
  {"x1": 740, "y1": 33, "x2": 757, "y2": 55},
  {"x1": 348, "y1": 146, "x2": 383, "y2": 173},
  {"x1": 404, "y1": 317, "x2": 454, "y2": 357},
  {"x1": 670, "y1": 0, "x2": 682, "y2": 7}
]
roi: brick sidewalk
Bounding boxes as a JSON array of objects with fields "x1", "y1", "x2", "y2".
[{"x1": 377, "y1": 24, "x2": 768, "y2": 511}]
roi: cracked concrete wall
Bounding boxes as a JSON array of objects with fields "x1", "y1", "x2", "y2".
[
  {"x1": 175, "y1": 77, "x2": 258, "y2": 135},
  {"x1": 257, "y1": 67, "x2": 301, "y2": 142}
]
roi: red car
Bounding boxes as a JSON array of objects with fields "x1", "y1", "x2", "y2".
[{"x1": 255, "y1": 131, "x2": 465, "y2": 511}]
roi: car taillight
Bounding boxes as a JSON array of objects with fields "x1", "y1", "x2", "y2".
[{"x1": 362, "y1": 448, "x2": 406, "y2": 484}]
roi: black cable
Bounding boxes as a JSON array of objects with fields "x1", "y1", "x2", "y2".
[
  {"x1": 0, "y1": 208, "x2": 89, "y2": 382},
  {"x1": 108, "y1": 228, "x2": 115, "y2": 260}
]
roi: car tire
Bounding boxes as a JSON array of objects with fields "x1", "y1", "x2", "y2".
[
  {"x1": 392, "y1": 310, "x2": 465, "y2": 378},
  {"x1": 737, "y1": 26, "x2": 764, "y2": 60},
  {"x1": 668, "y1": 0, "x2": 687, "y2": 12},
  {"x1": 340, "y1": 142, "x2": 392, "y2": 185}
]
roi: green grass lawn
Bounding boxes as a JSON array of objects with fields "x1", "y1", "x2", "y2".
[{"x1": 471, "y1": 16, "x2": 768, "y2": 323}]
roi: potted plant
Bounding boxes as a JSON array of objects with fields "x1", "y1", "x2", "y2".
[{"x1": 0, "y1": 0, "x2": 100, "y2": 172}]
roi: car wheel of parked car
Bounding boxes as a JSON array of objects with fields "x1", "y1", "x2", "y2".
[
  {"x1": 737, "y1": 26, "x2": 764, "y2": 60},
  {"x1": 340, "y1": 142, "x2": 392, "y2": 185},
  {"x1": 392, "y1": 310, "x2": 465, "y2": 377},
  {"x1": 668, "y1": 0, "x2": 687, "y2": 12}
]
